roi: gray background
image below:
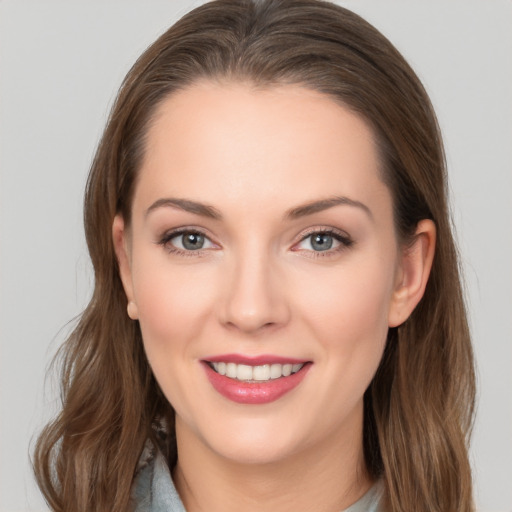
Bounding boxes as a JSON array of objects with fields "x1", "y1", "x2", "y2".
[{"x1": 1, "y1": 1, "x2": 511, "y2": 511}]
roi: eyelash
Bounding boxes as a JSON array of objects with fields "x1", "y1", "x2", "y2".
[
  {"x1": 157, "y1": 227, "x2": 354, "y2": 258},
  {"x1": 157, "y1": 227, "x2": 215, "y2": 258},
  {"x1": 293, "y1": 228, "x2": 354, "y2": 259}
]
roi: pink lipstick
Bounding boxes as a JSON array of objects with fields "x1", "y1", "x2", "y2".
[{"x1": 201, "y1": 354, "x2": 311, "y2": 404}]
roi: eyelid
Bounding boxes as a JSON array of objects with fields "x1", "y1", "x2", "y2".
[
  {"x1": 291, "y1": 226, "x2": 354, "y2": 255},
  {"x1": 298, "y1": 225, "x2": 351, "y2": 239},
  {"x1": 156, "y1": 225, "x2": 353, "y2": 257},
  {"x1": 157, "y1": 226, "x2": 220, "y2": 256}
]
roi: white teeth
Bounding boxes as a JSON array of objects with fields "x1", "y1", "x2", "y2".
[
  {"x1": 217, "y1": 362, "x2": 226, "y2": 376},
  {"x1": 269, "y1": 364, "x2": 282, "y2": 379},
  {"x1": 253, "y1": 364, "x2": 270, "y2": 381},
  {"x1": 210, "y1": 361, "x2": 305, "y2": 381},
  {"x1": 226, "y1": 362, "x2": 237, "y2": 379},
  {"x1": 236, "y1": 364, "x2": 253, "y2": 381}
]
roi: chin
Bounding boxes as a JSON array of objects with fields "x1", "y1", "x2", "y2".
[
  {"x1": 211, "y1": 436, "x2": 301, "y2": 466},
  {"x1": 189, "y1": 413, "x2": 308, "y2": 466}
]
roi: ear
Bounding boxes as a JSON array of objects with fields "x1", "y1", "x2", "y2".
[
  {"x1": 388, "y1": 219, "x2": 436, "y2": 327},
  {"x1": 112, "y1": 214, "x2": 139, "y2": 320}
]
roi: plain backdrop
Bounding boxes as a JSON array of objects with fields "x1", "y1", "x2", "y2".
[{"x1": 1, "y1": 1, "x2": 511, "y2": 511}]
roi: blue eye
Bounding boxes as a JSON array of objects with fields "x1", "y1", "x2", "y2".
[
  {"x1": 176, "y1": 232, "x2": 206, "y2": 250},
  {"x1": 160, "y1": 230, "x2": 215, "y2": 252},
  {"x1": 296, "y1": 230, "x2": 353, "y2": 253},
  {"x1": 158, "y1": 228, "x2": 351, "y2": 256},
  {"x1": 309, "y1": 233, "x2": 334, "y2": 251}
]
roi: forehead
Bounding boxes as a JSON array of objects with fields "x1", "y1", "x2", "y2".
[{"x1": 135, "y1": 81, "x2": 388, "y2": 218}]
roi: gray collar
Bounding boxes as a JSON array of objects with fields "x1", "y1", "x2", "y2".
[
  {"x1": 131, "y1": 439, "x2": 383, "y2": 512},
  {"x1": 132, "y1": 443, "x2": 186, "y2": 512}
]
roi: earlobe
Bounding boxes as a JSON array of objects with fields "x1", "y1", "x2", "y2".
[
  {"x1": 112, "y1": 214, "x2": 139, "y2": 320},
  {"x1": 127, "y1": 300, "x2": 139, "y2": 320},
  {"x1": 388, "y1": 219, "x2": 436, "y2": 327}
]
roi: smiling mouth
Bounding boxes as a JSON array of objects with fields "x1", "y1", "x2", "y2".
[{"x1": 207, "y1": 362, "x2": 305, "y2": 382}]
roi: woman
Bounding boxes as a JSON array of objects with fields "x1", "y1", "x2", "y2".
[{"x1": 33, "y1": 0, "x2": 476, "y2": 510}]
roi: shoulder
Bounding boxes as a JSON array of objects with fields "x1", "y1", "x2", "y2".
[
  {"x1": 343, "y1": 480, "x2": 385, "y2": 512},
  {"x1": 131, "y1": 438, "x2": 185, "y2": 512}
]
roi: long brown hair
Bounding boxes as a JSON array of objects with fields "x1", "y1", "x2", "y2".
[{"x1": 33, "y1": 1, "x2": 476, "y2": 510}]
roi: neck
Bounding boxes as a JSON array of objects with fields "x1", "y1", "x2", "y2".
[{"x1": 172, "y1": 412, "x2": 372, "y2": 512}]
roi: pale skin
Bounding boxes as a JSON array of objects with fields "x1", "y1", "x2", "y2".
[{"x1": 113, "y1": 82, "x2": 435, "y2": 512}]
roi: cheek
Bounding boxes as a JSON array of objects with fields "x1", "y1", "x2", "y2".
[
  {"x1": 305, "y1": 254, "x2": 393, "y2": 316},
  {"x1": 130, "y1": 255, "x2": 219, "y2": 415},
  {"x1": 297, "y1": 254, "x2": 395, "y2": 365},
  {"x1": 131, "y1": 254, "x2": 216, "y2": 357}
]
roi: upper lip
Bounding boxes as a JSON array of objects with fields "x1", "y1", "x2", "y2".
[{"x1": 203, "y1": 353, "x2": 310, "y2": 365}]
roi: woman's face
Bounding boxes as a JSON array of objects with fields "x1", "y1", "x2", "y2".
[{"x1": 115, "y1": 82, "x2": 419, "y2": 465}]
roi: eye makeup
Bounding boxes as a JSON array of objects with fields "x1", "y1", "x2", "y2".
[{"x1": 156, "y1": 224, "x2": 354, "y2": 259}]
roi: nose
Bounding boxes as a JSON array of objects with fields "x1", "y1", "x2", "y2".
[{"x1": 219, "y1": 249, "x2": 291, "y2": 334}]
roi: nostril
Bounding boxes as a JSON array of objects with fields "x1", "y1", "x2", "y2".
[{"x1": 218, "y1": 264, "x2": 292, "y2": 332}]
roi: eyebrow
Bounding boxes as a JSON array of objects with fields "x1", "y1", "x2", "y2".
[
  {"x1": 145, "y1": 195, "x2": 372, "y2": 221},
  {"x1": 145, "y1": 197, "x2": 222, "y2": 220},
  {"x1": 285, "y1": 196, "x2": 373, "y2": 220}
]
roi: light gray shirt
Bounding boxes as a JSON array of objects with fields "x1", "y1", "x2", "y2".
[{"x1": 131, "y1": 439, "x2": 384, "y2": 512}]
